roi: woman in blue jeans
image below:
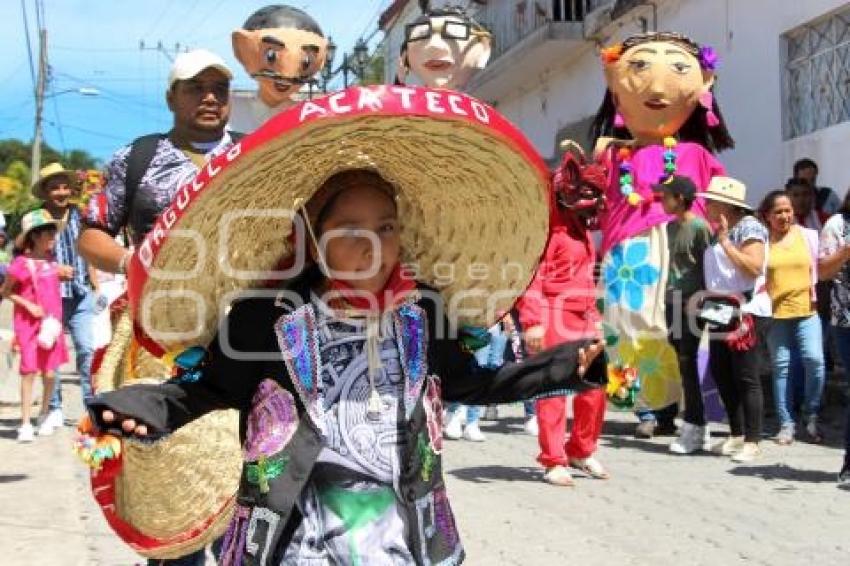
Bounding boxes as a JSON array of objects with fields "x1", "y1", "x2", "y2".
[
  {"x1": 816, "y1": 193, "x2": 850, "y2": 481},
  {"x1": 761, "y1": 191, "x2": 825, "y2": 445}
]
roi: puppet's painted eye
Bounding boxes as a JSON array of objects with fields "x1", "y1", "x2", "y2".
[
  {"x1": 670, "y1": 62, "x2": 692, "y2": 74},
  {"x1": 301, "y1": 52, "x2": 316, "y2": 72},
  {"x1": 265, "y1": 48, "x2": 277, "y2": 64},
  {"x1": 628, "y1": 59, "x2": 650, "y2": 72}
]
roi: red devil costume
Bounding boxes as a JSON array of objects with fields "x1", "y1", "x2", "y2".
[{"x1": 517, "y1": 149, "x2": 609, "y2": 482}]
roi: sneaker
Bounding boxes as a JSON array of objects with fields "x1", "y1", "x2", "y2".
[
  {"x1": 444, "y1": 411, "x2": 464, "y2": 440},
  {"x1": 838, "y1": 461, "x2": 850, "y2": 485},
  {"x1": 17, "y1": 423, "x2": 34, "y2": 443},
  {"x1": 713, "y1": 436, "x2": 745, "y2": 456},
  {"x1": 36, "y1": 414, "x2": 54, "y2": 436},
  {"x1": 731, "y1": 442, "x2": 762, "y2": 463},
  {"x1": 804, "y1": 416, "x2": 823, "y2": 444},
  {"x1": 523, "y1": 415, "x2": 539, "y2": 436},
  {"x1": 463, "y1": 422, "x2": 486, "y2": 442},
  {"x1": 569, "y1": 456, "x2": 610, "y2": 479},
  {"x1": 669, "y1": 423, "x2": 708, "y2": 454},
  {"x1": 634, "y1": 420, "x2": 657, "y2": 439},
  {"x1": 46, "y1": 408, "x2": 64, "y2": 429},
  {"x1": 775, "y1": 423, "x2": 795, "y2": 445},
  {"x1": 543, "y1": 465, "x2": 575, "y2": 487}
]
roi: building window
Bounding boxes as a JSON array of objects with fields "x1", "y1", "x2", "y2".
[{"x1": 783, "y1": 6, "x2": 850, "y2": 139}]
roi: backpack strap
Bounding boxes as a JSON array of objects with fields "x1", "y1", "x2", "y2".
[{"x1": 122, "y1": 133, "x2": 166, "y2": 233}]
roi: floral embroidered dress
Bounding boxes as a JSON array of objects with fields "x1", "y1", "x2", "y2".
[{"x1": 598, "y1": 142, "x2": 725, "y2": 410}]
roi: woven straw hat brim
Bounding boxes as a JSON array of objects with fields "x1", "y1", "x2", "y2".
[
  {"x1": 92, "y1": 310, "x2": 241, "y2": 559},
  {"x1": 697, "y1": 191, "x2": 753, "y2": 211},
  {"x1": 31, "y1": 168, "x2": 79, "y2": 199},
  {"x1": 128, "y1": 86, "x2": 551, "y2": 354}
]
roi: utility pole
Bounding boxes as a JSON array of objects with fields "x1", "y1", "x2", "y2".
[{"x1": 30, "y1": 28, "x2": 47, "y2": 186}]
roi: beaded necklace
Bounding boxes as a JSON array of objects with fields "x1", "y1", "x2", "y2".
[{"x1": 618, "y1": 136, "x2": 678, "y2": 206}]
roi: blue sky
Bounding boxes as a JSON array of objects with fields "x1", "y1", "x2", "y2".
[{"x1": 0, "y1": 0, "x2": 389, "y2": 163}]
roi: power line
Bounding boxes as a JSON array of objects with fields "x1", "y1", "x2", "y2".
[
  {"x1": 42, "y1": 119, "x2": 128, "y2": 142},
  {"x1": 52, "y1": 45, "x2": 139, "y2": 53},
  {"x1": 20, "y1": 0, "x2": 36, "y2": 92},
  {"x1": 181, "y1": 0, "x2": 229, "y2": 43},
  {"x1": 159, "y1": 0, "x2": 203, "y2": 40},
  {"x1": 140, "y1": 0, "x2": 176, "y2": 39}
]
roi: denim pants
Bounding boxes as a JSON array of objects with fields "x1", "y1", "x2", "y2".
[
  {"x1": 447, "y1": 403, "x2": 481, "y2": 425},
  {"x1": 51, "y1": 291, "x2": 95, "y2": 410},
  {"x1": 830, "y1": 326, "x2": 850, "y2": 454},
  {"x1": 766, "y1": 314, "x2": 826, "y2": 426}
]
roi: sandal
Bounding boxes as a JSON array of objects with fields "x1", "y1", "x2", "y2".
[
  {"x1": 543, "y1": 465, "x2": 575, "y2": 487},
  {"x1": 569, "y1": 456, "x2": 610, "y2": 480}
]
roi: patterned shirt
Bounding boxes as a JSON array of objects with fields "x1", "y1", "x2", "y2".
[
  {"x1": 84, "y1": 134, "x2": 234, "y2": 245},
  {"x1": 819, "y1": 213, "x2": 850, "y2": 327},
  {"x1": 51, "y1": 205, "x2": 90, "y2": 299}
]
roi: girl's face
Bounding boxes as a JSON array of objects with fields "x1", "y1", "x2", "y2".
[
  {"x1": 766, "y1": 196, "x2": 794, "y2": 234},
  {"x1": 317, "y1": 184, "x2": 400, "y2": 294},
  {"x1": 606, "y1": 40, "x2": 713, "y2": 141},
  {"x1": 31, "y1": 228, "x2": 57, "y2": 254}
]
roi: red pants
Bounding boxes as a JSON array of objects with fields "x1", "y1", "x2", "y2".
[{"x1": 536, "y1": 387, "x2": 606, "y2": 468}]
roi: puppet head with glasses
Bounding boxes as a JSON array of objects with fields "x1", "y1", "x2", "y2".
[{"x1": 398, "y1": 2, "x2": 492, "y2": 90}]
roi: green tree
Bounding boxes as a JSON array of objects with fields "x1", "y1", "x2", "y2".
[
  {"x1": 0, "y1": 159, "x2": 41, "y2": 238},
  {"x1": 0, "y1": 138, "x2": 99, "y2": 173}
]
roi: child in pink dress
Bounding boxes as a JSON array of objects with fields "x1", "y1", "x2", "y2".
[{"x1": 1, "y1": 210, "x2": 69, "y2": 442}]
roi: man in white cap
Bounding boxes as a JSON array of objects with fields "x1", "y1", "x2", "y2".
[
  {"x1": 78, "y1": 48, "x2": 236, "y2": 566},
  {"x1": 80, "y1": 49, "x2": 238, "y2": 274}
]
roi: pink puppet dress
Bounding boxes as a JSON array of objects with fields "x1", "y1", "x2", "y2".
[
  {"x1": 598, "y1": 142, "x2": 724, "y2": 410},
  {"x1": 7, "y1": 254, "x2": 68, "y2": 374}
]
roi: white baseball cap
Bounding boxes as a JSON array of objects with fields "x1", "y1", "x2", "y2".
[{"x1": 167, "y1": 49, "x2": 233, "y2": 89}]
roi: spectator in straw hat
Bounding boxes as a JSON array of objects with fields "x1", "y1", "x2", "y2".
[
  {"x1": 1, "y1": 209, "x2": 69, "y2": 442},
  {"x1": 32, "y1": 162, "x2": 98, "y2": 433},
  {"x1": 700, "y1": 176, "x2": 768, "y2": 463}
]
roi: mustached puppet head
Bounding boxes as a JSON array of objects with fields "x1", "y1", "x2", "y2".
[
  {"x1": 398, "y1": 1, "x2": 492, "y2": 89},
  {"x1": 233, "y1": 5, "x2": 328, "y2": 108},
  {"x1": 591, "y1": 31, "x2": 733, "y2": 153},
  {"x1": 553, "y1": 141, "x2": 607, "y2": 230}
]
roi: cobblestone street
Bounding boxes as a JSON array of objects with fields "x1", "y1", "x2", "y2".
[{"x1": 1, "y1": 355, "x2": 848, "y2": 565}]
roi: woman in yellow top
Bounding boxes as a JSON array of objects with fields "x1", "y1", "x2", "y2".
[{"x1": 761, "y1": 191, "x2": 825, "y2": 445}]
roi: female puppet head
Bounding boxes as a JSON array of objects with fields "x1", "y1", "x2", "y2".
[
  {"x1": 591, "y1": 32, "x2": 733, "y2": 152},
  {"x1": 232, "y1": 5, "x2": 328, "y2": 108},
  {"x1": 398, "y1": 1, "x2": 492, "y2": 89}
]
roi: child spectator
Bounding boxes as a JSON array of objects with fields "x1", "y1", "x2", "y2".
[
  {"x1": 653, "y1": 176, "x2": 713, "y2": 454},
  {"x1": 1, "y1": 210, "x2": 70, "y2": 442}
]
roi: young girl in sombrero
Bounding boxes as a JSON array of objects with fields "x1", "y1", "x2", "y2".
[{"x1": 83, "y1": 86, "x2": 605, "y2": 565}]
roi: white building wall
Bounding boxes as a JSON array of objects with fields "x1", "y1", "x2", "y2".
[{"x1": 473, "y1": 0, "x2": 850, "y2": 204}]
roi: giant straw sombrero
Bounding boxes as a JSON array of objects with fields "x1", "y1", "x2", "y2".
[
  {"x1": 89, "y1": 310, "x2": 240, "y2": 559},
  {"x1": 127, "y1": 85, "x2": 552, "y2": 356}
]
